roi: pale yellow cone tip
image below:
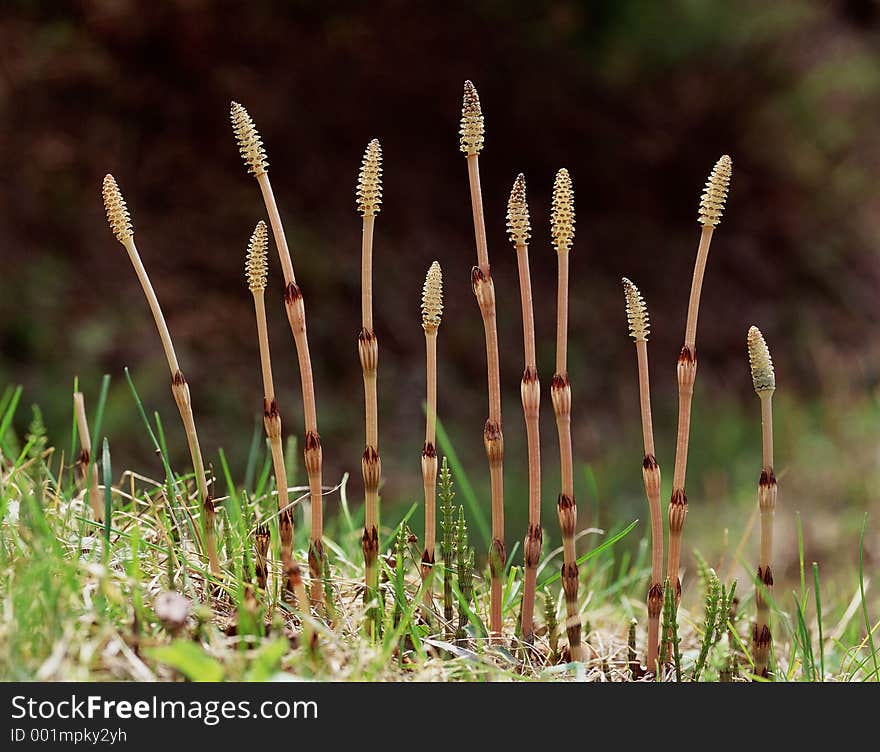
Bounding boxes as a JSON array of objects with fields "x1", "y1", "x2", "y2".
[
  {"x1": 230, "y1": 101, "x2": 269, "y2": 177},
  {"x1": 357, "y1": 138, "x2": 383, "y2": 217},
  {"x1": 459, "y1": 80, "x2": 485, "y2": 156},
  {"x1": 506, "y1": 173, "x2": 530, "y2": 246},
  {"x1": 245, "y1": 220, "x2": 269, "y2": 293},
  {"x1": 698, "y1": 154, "x2": 733, "y2": 227},
  {"x1": 102, "y1": 174, "x2": 133, "y2": 243},
  {"x1": 622, "y1": 277, "x2": 650, "y2": 341},
  {"x1": 747, "y1": 325, "x2": 775, "y2": 393},
  {"x1": 421, "y1": 261, "x2": 443, "y2": 331},
  {"x1": 551, "y1": 168, "x2": 575, "y2": 253}
]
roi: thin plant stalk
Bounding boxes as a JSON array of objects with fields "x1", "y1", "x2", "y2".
[
  {"x1": 245, "y1": 220, "x2": 304, "y2": 601},
  {"x1": 507, "y1": 174, "x2": 541, "y2": 644},
  {"x1": 549, "y1": 167, "x2": 582, "y2": 662},
  {"x1": 356, "y1": 139, "x2": 383, "y2": 618},
  {"x1": 460, "y1": 80, "x2": 504, "y2": 637},
  {"x1": 622, "y1": 277, "x2": 663, "y2": 672},
  {"x1": 231, "y1": 103, "x2": 325, "y2": 605},
  {"x1": 73, "y1": 391, "x2": 104, "y2": 522},
  {"x1": 101, "y1": 175, "x2": 219, "y2": 577},
  {"x1": 420, "y1": 262, "x2": 443, "y2": 605},
  {"x1": 667, "y1": 155, "x2": 732, "y2": 615},
  {"x1": 748, "y1": 325, "x2": 777, "y2": 679}
]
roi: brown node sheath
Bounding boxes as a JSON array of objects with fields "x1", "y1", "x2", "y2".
[
  {"x1": 461, "y1": 81, "x2": 504, "y2": 638},
  {"x1": 101, "y1": 174, "x2": 219, "y2": 578},
  {"x1": 666, "y1": 156, "x2": 732, "y2": 655},
  {"x1": 550, "y1": 167, "x2": 582, "y2": 661},
  {"x1": 622, "y1": 277, "x2": 664, "y2": 671},
  {"x1": 231, "y1": 103, "x2": 325, "y2": 605}
]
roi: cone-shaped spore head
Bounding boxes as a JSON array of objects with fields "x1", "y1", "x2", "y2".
[
  {"x1": 245, "y1": 220, "x2": 269, "y2": 293},
  {"x1": 230, "y1": 101, "x2": 269, "y2": 177},
  {"x1": 698, "y1": 155, "x2": 732, "y2": 228},
  {"x1": 747, "y1": 325, "x2": 775, "y2": 393},
  {"x1": 102, "y1": 174, "x2": 133, "y2": 244},
  {"x1": 421, "y1": 261, "x2": 443, "y2": 331},
  {"x1": 622, "y1": 277, "x2": 650, "y2": 341},
  {"x1": 506, "y1": 173, "x2": 530, "y2": 246},
  {"x1": 357, "y1": 139, "x2": 383, "y2": 217},
  {"x1": 551, "y1": 168, "x2": 575, "y2": 253},
  {"x1": 460, "y1": 80, "x2": 485, "y2": 156}
]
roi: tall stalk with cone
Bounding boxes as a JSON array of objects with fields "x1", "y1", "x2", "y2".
[
  {"x1": 101, "y1": 174, "x2": 219, "y2": 577},
  {"x1": 550, "y1": 168, "x2": 582, "y2": 662},
  {"x1": 356, "y1": 139, "x2": 383, "y2": 616},
  {"x1": 622, "y1": 277, "x2": 663, "y2": 672},
  {"x1": 420, "y1": 261, "x2": 443, "y2": 603},
  {"x1": 507, "y1": 174, "x2": 541, "y2": 645},
  {"x1": 460, "y1": 80, "x2": 505, "y2": 637},
  {"x1": 230, "y1": 102, "x2": 325, "y2": 604},
  {"x1": 667, "y1": 155, "x2": 733, "y2": 614},
  {"x1": 747, "y1": 326, "x2": 777, "y2": 679},
  {"x1": 245, "y1": 220, "x2": 305, "y2": 603}
]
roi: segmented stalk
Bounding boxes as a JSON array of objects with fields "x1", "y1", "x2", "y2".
[
  {"x1": 231, "y1": 102, "x2": 325, "y2": 605},
  {"x1": 550, "y1": 167, "x2": 582, "y2": 662},
  {"x1": 507, "y1": 174, "x2": 541, "y2": 644},
  {"x1": 356, "y1": 139, "x2": 384, "y2": 621},
  {"x1": 245, "y1": 220, "x2": 304, "y2": 602},
  {"x1": 420, "y1": 261, "x2": 444, "y2": 607},
  {"x1": 460, "y1": 80, "x2": 505, "y2": 637},
  {"x1": 101, "y1": 174, "x2": 219, "y2": 577},
  {"x1": 667, "y1": 155, "x2": 733, "y2": 625},
  {"x1": 622, "y1": 277, "x2": 663, "y2": 672},
  {"x1": 748, "y1": 325, "x2": 776, "y2": 679}
]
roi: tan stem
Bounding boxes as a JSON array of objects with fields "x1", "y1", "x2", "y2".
[
  {"x1": 122, "y1": 235, "x2": 215, "y2": 575},
  {"x1": 257, "y1": 172, "x2": 324, "y2": 605},
  {"x1": 359, "y1": 209, "x2": 381, "y2": 610},
  {"x1": 73, "y1": 392, "x2": 103, "y2": 522},
  {"x1": 466, "y1": 154, "x2": 504, "y2": 638},
  {"x1": 422, "y1": 329, "x2": 439, "y2": 570},
  {"x1": 754, "y1": 392, "x2": 776, "y2": 678},
  {"x1": 516, "y1": 241, "x2": 541, "y2": 642},
  {"x1": 636, "y1": 341, "x2": 655, "y2": 458},
  {"x1": 253, "y1": 292, "x2": 276, "y2": 402},
  {"x1": 466, "y1": 156, "x2": 489, "y2": 273},
  {"x1": 635, "y1": 340, "x2": 663, "y2": 671},
  {"x1": 362, "y1": 216, "x2": 375, "y2": 331},
  {"x1": 684, "y1": 226, "x2": 714, "y2": 352},
  {"x1": 122, "y1": 238, "x2": 180, "y2": 375},
  {"x1": 553, "y1": 248, "x2": 581, "y2": 660},
  {"x1": 555, "y1": 251, "x2": 569, "y2": 376}
]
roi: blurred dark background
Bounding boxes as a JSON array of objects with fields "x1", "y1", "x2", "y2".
[{"x1": 2, "y1": 0, "x2": 879, "y2": 590}]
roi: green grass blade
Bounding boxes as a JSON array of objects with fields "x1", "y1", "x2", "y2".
[{"x1": 537, "y1": 519, "x2": 637, "y2": 589}]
